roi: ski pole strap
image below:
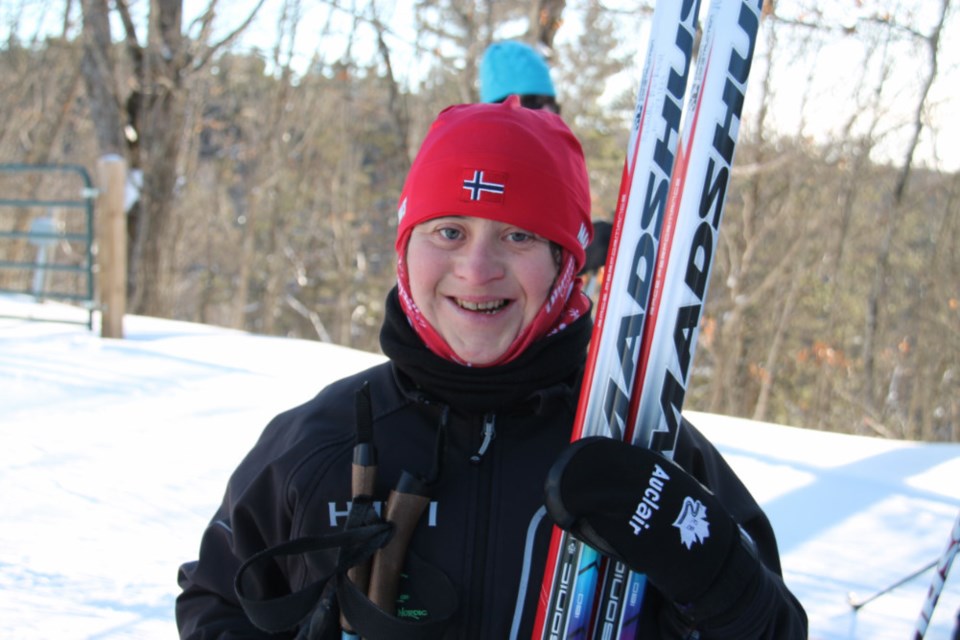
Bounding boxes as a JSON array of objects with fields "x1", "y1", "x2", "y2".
[
  {"x1": 339, "y1": 485, "x2": 457, "y2": 640},
  {"x1": 234, "y1": 495, "x2": 458, "y2": 639},
  {"x1": 234, "y1": 498, "x2": 392, "y2": 634},
  {"x1": 354, "y1": 381, "x2": 375, "y2": 447}
]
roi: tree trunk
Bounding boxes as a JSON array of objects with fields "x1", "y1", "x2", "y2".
[
  {"x1": 753, "y1": 264, "x2": 801, "y2": 422},
  {"x1": 80, "y1": 0, "x2": 125, "y2": 156},
  {"x1": 862, "y1": 0, "x2": 947, "y2": 419},
  {"x1": 131, "y1": 0, "x2": 186, "y2": 317}
]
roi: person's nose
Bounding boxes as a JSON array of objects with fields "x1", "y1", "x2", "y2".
[{"x1": 455, "y1": 235, "x2": 505, "y2": 284}]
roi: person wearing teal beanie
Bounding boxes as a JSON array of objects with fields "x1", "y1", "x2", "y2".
[{"x1": 479, "y1": 40, "x2": 560, "y2": 113}]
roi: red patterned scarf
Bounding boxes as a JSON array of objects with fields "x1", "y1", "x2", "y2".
[{"x1": 396, "y1": 249, "x2": 591, "y2": 368}]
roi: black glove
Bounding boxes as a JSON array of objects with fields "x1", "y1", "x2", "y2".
[{"x1": 545, "y1": 437, "x2": 747, "y2": 606}]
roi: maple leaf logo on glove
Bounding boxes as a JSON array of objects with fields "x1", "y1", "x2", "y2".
[{"x1": 672, "y1": 496, "x2": 711, "y2": 549}]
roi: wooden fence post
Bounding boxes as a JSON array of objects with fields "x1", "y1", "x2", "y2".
[{"x1": 96, "y1": 154, "x2": 127, "y2": 339}]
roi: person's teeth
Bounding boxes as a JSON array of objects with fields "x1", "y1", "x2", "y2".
[{"x1": 458, "y1": 299, "x2": 506, "y2": 312}]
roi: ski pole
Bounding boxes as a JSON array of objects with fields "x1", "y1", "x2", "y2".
[
  {"x1": 847, "y1": 559, "x2": 937, "y2": 611},
  {"x1": 364, "y1": 408, "x2": 444, "y2": 630},
  {"x1": 914, "y1": 510, "x2": 960, "y2": 640},
  {"x1": 367, "y1": 470, "x2": 432, "y2": 614},
  {"x1": 342, "y1": 382, "x2": 377, "y2": 640}
]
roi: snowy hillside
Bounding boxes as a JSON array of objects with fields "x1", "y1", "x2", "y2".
[{"x1": 1, "y1": 294, "x2": 958, "y2": 639}]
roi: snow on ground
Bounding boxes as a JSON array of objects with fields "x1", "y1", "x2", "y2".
[{"x1": 1, "y1": 295, "x2": 958, "y2": 639}]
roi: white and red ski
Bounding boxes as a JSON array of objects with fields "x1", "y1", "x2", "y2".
[{"x1": 533, "y1": 1, "x2": 766, "y2": 637}]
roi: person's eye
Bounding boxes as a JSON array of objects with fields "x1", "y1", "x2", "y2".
[
  {"x1": 506, "y1": 230, "x2": 536, "y2": 243},
  {"x1": 438, "y1": 226, "x2": 463, "y2": 241}
]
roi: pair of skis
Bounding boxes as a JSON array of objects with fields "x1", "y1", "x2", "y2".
[{"x1": 533, "y1": 0, "x2": 765, "y2": 637}]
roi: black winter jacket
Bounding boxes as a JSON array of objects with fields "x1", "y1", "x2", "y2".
[{"x1": 176, "y1": 290, "x2": 807, "y2": 639}]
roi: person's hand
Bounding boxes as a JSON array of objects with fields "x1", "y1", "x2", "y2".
[{"x1": 545, "y1": 437, "x2": 744, "y2": 605}]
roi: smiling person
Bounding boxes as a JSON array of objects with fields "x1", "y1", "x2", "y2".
[{"x1": 176, "y1": 98, "x2": 807, "y2": 639}]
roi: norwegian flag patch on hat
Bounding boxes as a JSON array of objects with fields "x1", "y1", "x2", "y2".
[{"x1": 461, "y1": 169, "x2": 506, "y2": 204}]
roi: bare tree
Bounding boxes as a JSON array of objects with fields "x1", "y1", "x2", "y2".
[
  {"x1": 529, "y1": 0, "x2": 565, "y2": 48},
  {"x1": 862, "y1": 0, "x2": 950, "y2": 424},
  {"x1": 78, "y1": 0, "x2": 265, "y2": 316},
  {"x1": 79, "y1": 0, "x2": 125, "y2": 156},
  {"x1": 806, "y1": 11, "x2": 897, "y2": 432}
]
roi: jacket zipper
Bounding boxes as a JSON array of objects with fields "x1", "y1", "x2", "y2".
[
  {"x1": 465, "y1": 413, "x2": 496, "y2": 638},
  {"x1": 470, "y1": 414, "x2": 497, "y2": 463}
]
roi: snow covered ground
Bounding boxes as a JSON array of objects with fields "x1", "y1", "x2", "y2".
[{"x1": 1, "y1": 294, "x2": 958, "y2": 639}]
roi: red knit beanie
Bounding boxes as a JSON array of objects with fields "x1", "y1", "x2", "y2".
[
  {"x1": 395, "y1": 97, "x2": 594, "y2": 367},
  {"x1": 396, "y1": 97, "x2": 592, "y2": 271}
]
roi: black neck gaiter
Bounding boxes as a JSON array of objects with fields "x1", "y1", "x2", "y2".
[{"x1": 379, "y1": 287, "x2": 592, "y2": 414}]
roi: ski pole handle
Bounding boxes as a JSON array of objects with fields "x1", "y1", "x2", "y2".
[
  {"x1": 367, "y1": 471, "x2": 431, "y2": 615},
  {"x1": 341, "y1": 442, "x2": 378, "y2": 639},
  {"x1": 342, "y1": 382, "x2": 378, "y2": 639},
  {"x1": 347, "y1": 443, "x2": 378, "y2": 588}
]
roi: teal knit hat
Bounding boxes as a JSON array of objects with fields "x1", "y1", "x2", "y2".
[{"x1": 479, "y1": 41, "x2": 556, "y2": 103}]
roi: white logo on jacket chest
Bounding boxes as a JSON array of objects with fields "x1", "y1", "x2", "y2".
[{"x1": 326, "y1": 500, "x2": 439, "y2": 528}]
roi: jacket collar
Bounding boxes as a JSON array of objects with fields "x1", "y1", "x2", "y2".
[{"x1": 379, "y1": 287, "x2": 591, "y2": 415}]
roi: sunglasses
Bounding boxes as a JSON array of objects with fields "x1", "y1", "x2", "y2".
[{"x1": 519, "y1": 94, "x2": 561, "y2": 114}]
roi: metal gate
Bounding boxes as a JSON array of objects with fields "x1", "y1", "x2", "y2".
[{"x1": 0, "y1": 163, "x2": 97, "y2": 329}]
